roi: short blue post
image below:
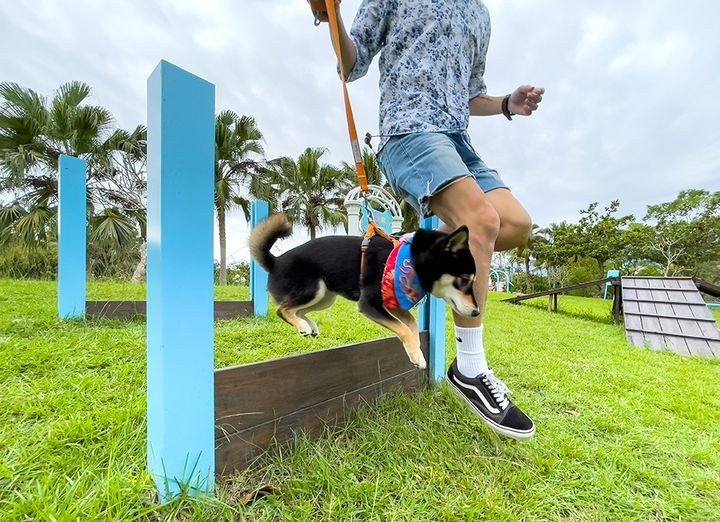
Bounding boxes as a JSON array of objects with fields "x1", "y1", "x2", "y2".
[
  {"x1": 250, "y1": 200, "x2": 269, "y2": 316},
  {"x1": 146, "y1": 60, "x2": 215, "y2": 500},
  {"x1": 418, "y1": 216, "x2": 446, "y2": 386},
  {"x1": 57, "y1": 155, "x2": 87, "y2": 319}
]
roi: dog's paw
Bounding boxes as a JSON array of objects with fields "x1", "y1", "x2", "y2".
[{"x1": 405, "y1": 349, "x2": 427, "y2": 370}]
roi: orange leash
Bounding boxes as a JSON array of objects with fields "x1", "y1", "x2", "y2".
[
  {"x1": 360, "y1": 222, "x2": 400, "y2": 277},
  {"x1": 323, "y1": 0, "x2": 368, "y2": 192}
]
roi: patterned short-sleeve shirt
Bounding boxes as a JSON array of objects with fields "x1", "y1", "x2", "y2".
[{"x1": 346, "y1": 0, "x2": 491, "y2": 151}]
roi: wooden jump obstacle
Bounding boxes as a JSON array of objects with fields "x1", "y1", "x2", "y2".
[
  {"x1": 621, "y1": 276, "x2": 719, "y2": 357},
  {"x1": 57, "y1": 158, "x2": 268, "y2": 320},
  {"x1": 135, "y1": 61, "x2": 447, "y2": 500},
  {"x1": 503, "y1": 276, "x2": 720, "y2": 357},
  {"x1": 503, "y1": 276, "x2": 623, "y2": 322}
]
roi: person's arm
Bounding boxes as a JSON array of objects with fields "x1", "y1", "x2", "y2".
[
  {"x1": 311, "y1": 0, "x2": 387, "y2": 82},
  {"x1": 470, "y1": 86, "x2": 545, "y2": 118},
  {"x1": 469, "y1": 94, "x2": 504, "y2": 116}
]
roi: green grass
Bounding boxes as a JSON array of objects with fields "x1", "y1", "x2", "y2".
[{"x1": 1, "y1": 279, "x2": 719, "y2": 520}]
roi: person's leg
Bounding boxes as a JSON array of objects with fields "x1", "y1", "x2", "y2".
[{"x1": 485, "y1": 189, "x2": 532, "y2": 252}]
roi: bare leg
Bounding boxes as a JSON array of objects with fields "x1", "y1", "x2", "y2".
[{"x1": 429, "y1": 177, "x2": 500, "y2": 326}]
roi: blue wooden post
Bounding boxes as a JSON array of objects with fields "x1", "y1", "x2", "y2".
[
  {"x1": 250, "y1": 200, "x2": 269, "y2": 316},
  {"x1": 57, "y1": 155, "x2": 87, "y2": 319},
  {"x1": 146, "y1": 60, "x2": 215, "y2": 500},
  {"x1": 418, "y1": 216, "x2": 446, "y2": 386}
]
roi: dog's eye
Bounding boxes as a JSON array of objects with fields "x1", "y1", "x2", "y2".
[{"x1": 455, "y1": 275, "x2": 474, "y2": 289}]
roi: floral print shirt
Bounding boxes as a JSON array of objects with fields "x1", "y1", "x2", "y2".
[{"x1": 346, "y1": 0, "x2": 491, "y2": 151}]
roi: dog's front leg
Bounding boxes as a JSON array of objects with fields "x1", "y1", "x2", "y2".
[
  {"x1": 386, "y1": 308, "x2": 425, "y2": 369},
  {"x1": 359, "y1": 300, "x2": 426, "y2": 369}
]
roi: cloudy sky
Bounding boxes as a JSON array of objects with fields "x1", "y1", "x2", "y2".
[{"x1": 2, "y1": 0, "x2": 719, "y2": 262}]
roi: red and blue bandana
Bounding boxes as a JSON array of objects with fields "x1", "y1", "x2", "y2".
[{"x1": 381, "y1": 233, "x2": 427, "y2": 310}]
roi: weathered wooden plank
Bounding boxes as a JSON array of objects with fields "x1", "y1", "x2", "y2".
[
  {"x1": 625, "y1": 298, "x2": 707, "y2": 306},
  {"x1": 622, "y1": 287, "x2": 638, "y2": 301},
  {"x1": 652, "y1": 291, "x2": 689, "y2": 355},
  {"x1": 637, "y1": 300, "x2": 665, "y2": 349},
  {"x1": 708, "y1": 340, "x2": 720, "y2": 358},
  {"x1": 623, "y1": 300, "x2": 640, "y2": 314},
  {"x1": 86, "y1": 300, "x2": 253, "y2": 320},
  {"x1": 623, "y1": 311, "x2": 717, "y2": 323},
  {"x1": 215, "y1": 368, "x2": 425, "y2": 474},
  {"x1": 87, "y1": 300, "x2": 146, "y2": 318},
  {"x1": 503, "y1": 277, "x2": 618, "y2": 304},
  {"x1": 677, "y1": 278, "x2": 699, "y2": 290},
  {"x1": 213, "y1": 301, "x2": 254, "y2": 319},
  {"x1": 215, "y1": 334, "x2": 429, "y2": 439}
]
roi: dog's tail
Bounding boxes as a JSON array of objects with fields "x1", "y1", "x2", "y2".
[{"x1": 248, "y1": 213, "x2": 292, "y2": 272}]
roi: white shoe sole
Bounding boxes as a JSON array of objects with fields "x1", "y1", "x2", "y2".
[{"x1": 446, "y1": 375, "x2": 536, "y2": 441}]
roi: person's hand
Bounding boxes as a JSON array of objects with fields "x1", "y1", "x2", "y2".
[
  {"x1": 508, "y1": 85, "x2": 545, "y2": 116},
  {"x1": 308, "y1": 0, "x2": 341, "y2": 23}
]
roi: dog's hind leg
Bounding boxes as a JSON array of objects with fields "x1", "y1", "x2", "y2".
[
  {"x1": 359, "y1": 299, "x2": 427, "y2": 369},
  {"x1": 296, "y1": 291, "x2": 337, "y2": 337},
  {"x1": 277, "y1": 281, "x2": 331, "y2": 337}
]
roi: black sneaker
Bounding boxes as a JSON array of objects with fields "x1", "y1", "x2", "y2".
[{"x1": 446, "y1": 359, "x2": 535, "y2": 440}]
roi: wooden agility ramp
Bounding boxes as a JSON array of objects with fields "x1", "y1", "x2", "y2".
[{"x1": 621, "y1": 276, "x2": 720, "y2": 357}]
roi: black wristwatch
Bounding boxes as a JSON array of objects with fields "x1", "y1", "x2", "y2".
[{"x1": 502, "y1": 94, "x2": 514, "y2": 121}]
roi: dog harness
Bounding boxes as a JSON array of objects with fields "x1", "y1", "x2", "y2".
[{"x1": 381, "y1": 233, "x2": 427, "y2": 310}]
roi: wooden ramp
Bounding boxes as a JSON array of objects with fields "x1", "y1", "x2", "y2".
[{"x1": 622, "y1": 276, "x2": 720, "y2": 357}]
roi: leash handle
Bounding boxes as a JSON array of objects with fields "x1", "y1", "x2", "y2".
[{"x1": 324, "y1": 0, "x2": 368, "y2": 192}]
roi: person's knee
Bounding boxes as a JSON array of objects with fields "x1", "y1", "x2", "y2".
[
  {"x1": 466, "y1": 205, "x2": 501, "y2": 246},
  {"x1": 501, "y1": 210, "x2": 532, "y2": 249}
]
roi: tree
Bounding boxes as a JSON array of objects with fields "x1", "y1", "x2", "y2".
[
  {"x1": 574, "y1": 200, "x2": 634, "y2": 279},
  {"x1": 643, "y1": 190, "x2": 720, "y2": 279},
  {"x1": 0, "y1": 82, "x2": 146, "y2": 259},
  {"x1": 266, "y1": 147, "x2": 354, "y2": 239},
  {"x1": 511, "y1": 223, "x2": 546, "y2": 279},
  {"x1": 534, "y1": 221, "x2": 578, "y2": 268},
  {"x1": 214, "y1": 111, "x2": 268, "y2": 285}
]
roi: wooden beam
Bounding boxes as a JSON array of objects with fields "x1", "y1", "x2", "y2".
[{"x1": 215, "y1": 334, "x2": 428, "y2": 473}]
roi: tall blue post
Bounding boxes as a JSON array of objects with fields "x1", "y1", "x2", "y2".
[
  {"x1": 250, "y1": 200, "x2": 269, "y2": 316},
  {"x1": 57, "y1": 155, "x2": 87, "y2": 319},
  {"x1": 146, "y1": 61, "x2": 215, "y2": 500},
  {"x1": 418, "y1": 216, "x2": 446, "y2": 386}
]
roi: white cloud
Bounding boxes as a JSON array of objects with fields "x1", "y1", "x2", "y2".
[{"x1": 1, "y1": 0, "x2": 718, "y2": 262}]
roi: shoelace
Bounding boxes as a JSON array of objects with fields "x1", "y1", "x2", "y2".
[{"x1": 481, "y1": 370, "x2": 511, "y2": 411}]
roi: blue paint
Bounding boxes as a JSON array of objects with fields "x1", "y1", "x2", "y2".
[
  {"x1": 146, "y1": 61, "x2": 216, "y2": 500},
  {"x1": 360, "y1": 202, "x2": 394, "y2": 235},
  {"x1": 604, "y1": 269, "x2": 621, "y2": 299},
  {"x1": 418, "y1": 216, "x2": 446, "y2": 386},
  {"x1": 251, "y1": 200, "x2": 269, "y2": 316},
  {"x1": 57, "y1": 155, "x2": 87, "y2": 319}
]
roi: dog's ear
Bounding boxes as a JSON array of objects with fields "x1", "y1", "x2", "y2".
[{"x1": 442, "y1": 226, "x2": 470, "y2": 252}]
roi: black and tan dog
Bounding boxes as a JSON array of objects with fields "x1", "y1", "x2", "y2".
[{"x1": 249, "y1": 214, "x2": 479, "y2": 369}]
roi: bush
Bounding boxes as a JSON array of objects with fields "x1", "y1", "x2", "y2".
[
  {"x1": 509, "y1": 272, "x2": 549, "y2": 294},
  {"x1": 0, "y1": 243, "x2": 58, "y2": 279},
  {"x1": 568, "y1": 258, "x2": 602, "y2": 297},
  {"x1": 214, "y1": 261, "x2": 250, "y2": 285},
  {"x1": 88, "y1": 242, "x2": 141, "y2": 279}
]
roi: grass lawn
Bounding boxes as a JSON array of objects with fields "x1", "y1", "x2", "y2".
[{"x1": 1, "y1": 279, "x2": 719, "y2": 520}]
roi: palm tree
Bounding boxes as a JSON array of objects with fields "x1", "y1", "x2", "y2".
[
  {"x1": 511, "y1": 223, "x2": 546, "y2": 289},
  {"x1": 266, "y1": 147, "x2": 354, "y2": 239},
  {"x1": 214, "y1": 111, "x2": 268, "y2": 285},
  {"x1": 0, "y1": 81, "x2": 146, "y2": 271}
]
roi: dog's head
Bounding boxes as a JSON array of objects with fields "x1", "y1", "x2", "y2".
[{"x1": 411, "y1": 226, "x2": 480, "y2": 317}]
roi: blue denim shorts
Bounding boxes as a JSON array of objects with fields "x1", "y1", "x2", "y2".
[{"x1": 377, "y1": 131, "x2": 508, "y2": 218}]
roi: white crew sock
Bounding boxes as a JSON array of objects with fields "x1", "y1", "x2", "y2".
[{"x1": 455, "y1": 324, "x2": 489, "y2": 378}]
